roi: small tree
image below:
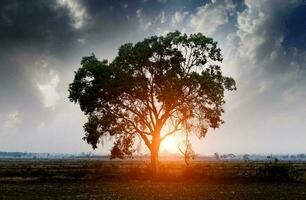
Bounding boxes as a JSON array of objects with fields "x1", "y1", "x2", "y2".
[
  {"x1": 68, "y1": 31, "x2": 236, "y2": 174},
  {"x1": 214, "y1": 152, "x2": 220, "y2": 160},
  {"x1": 243, "y1": 154, "x2": 250, "y2": 161},
  {"x1": 179, "y1": 133, "x2": 195, "y2": 166},
  {"x1": 110, "y1": 144, "x2": 124, "y2": 160}
]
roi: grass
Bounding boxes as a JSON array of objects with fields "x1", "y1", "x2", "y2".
[
  {"x1": 0, "y1": 159, "x2": 305, "y2": 199},
  {"x1": 1, "y1": 181, "x2": 306, "y2": 200},
  {"x1": 0, "y1": 159, "x2": 305, "y2": 182}
]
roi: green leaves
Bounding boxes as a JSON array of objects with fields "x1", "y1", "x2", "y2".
[{"x1": 68, "y1": 31, "x2": 236, "y2": 159}]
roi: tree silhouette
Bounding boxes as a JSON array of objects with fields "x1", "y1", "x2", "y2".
[
  {"x1": 68, "y1": 31, "x2": 236, "y2": 174},
  {"x1": 179, "y1": 133, "x2": 195, "y2": 166}
]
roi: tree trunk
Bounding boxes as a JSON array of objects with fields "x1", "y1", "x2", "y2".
[{"x1": 150, "y1": 138, "x2": 160, "y2": 177}]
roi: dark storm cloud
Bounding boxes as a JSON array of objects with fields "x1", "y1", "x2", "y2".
[
  {"x1": 232, "y1": 0, "x2": 306, "y2": 98},
  {"x1": 236, "y1": 0, "x2": 306, "y2": 73},
  {"x1": 77, "y1": 0, "x2": 208, "y2": 46},
  {"x1": 0, "y1": 0, "x2": 78, "y2": 130},
  {"x1": 0, "y1": 0, "x2": 183, "y2": 145},
  {"x1": 0, "y1": 0, "x2": 82, "y2": 57},
  {"x1": 0, "y1": 0, "x2": 82, "y2": 111}
]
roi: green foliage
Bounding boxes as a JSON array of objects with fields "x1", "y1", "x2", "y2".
[{"x1": 68, "y1": 31, "x2": 236, "y2": 159}]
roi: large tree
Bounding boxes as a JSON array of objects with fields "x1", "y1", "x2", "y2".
[{"x1": 68, "y1": 31, "x2": 236, "y2": 173}]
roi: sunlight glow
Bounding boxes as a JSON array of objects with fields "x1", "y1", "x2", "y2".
[{"x1": 160, "y1": 136, "x2": 179, "y2": 154}]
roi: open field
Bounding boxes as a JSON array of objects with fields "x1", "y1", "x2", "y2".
[
  {"x1": 0, "y1": 159, "x2": 305, "y2": 199},
  {"x1": 1, "y1": 181, "x2": 306, "y2": 200},
  {"x1": 0, "y1": 159, "x2": 305, "y2": 182}
]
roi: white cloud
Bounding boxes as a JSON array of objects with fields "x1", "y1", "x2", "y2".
[
  {"x1": 171, "y1": 11, "x2": 188, "y2": 25},
  {"x1": 159, "y1": 11, "x2": 166, "y2": 24},
  {"x1": 190, "y1": 0, "x2": 235, "y2": 35},
  {"x1": 235, "y1": 0, "x2": 301, "y2": 64},
  {"x1": 37, "y1": 71, "x2": 60, "y2": 109},
  {"x1": 136, "y1": 8, "x2": 143, "y2": 18},
  {"x1": 4, "y1": 111, "x2": 21, "y2": 129},
  {"x1": 136, "y1": 8, "x2": 153, "y2": 31},
  {"x1": 77, "y1": 37, "x2": 86, "y2": 43},
  {"x1": 144, "y1": 21, "x2": 152, "y2": 30},
  {"x1": 236, "y1": 0, "x2": 267, "y2": 63},
  {"x1": 56, "y1": 0, "x2": 88, "y2": 29}
]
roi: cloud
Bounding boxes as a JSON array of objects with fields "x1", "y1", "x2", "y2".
[
  {"x1": 171, "y1": 11, "x2": 188, "y2": 25},
  {"x1": 136, "y1": 8, "x2": 143, "y2": 18},
  {"x1": 218, "y1": 0, "x2": 306, "y2": 152},
  {"x1": 143, "y1": 21, "x2": 152, "y2": 30},
  {"x1": 56, "y1": 0, "x2": 89, "y2": 29},
  {"x1": 235, "y1": 0, "x2": 306, "y2": 70},
  {"x1": 0, "y1": 0, "x2": 167, "y2": 153},
  {"x1": 159, "y1": 11, "x2": 166, "y2": 24},
  {"x1": 190, "y1": 0, "x2": 236, "y2": 35},
  {"x1": 0, "y1": 1, "x2": 84, "y2": 151},
  {"x1": 3, "y1": 111, "x2": 21, "y2": 129},
  {"x1": 37, "y1": 71, "x2": 60, "y2": 109},
  {"x1": 236, "y1": 0, "x2": 282, "y2": 64},
  {"x1": 225, "y1": 0, "x2": 306, "y2": 87}
]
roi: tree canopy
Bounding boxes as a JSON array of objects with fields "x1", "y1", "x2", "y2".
[{"x1": 68, "y1": 31, "x2": 236, "y2": 168}]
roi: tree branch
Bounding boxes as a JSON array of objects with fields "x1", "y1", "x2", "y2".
[
  {"x1": 118, "y1": 101, "x2": 154, "y2": 133},
  {"x1": 113, "y1": 111, "x2": 152, "y2": 149},
  {"x1": 160, "y1": 118, "x2": 184, "y2": 142},
  {"x1": 160, "y1": 127, "x2": 181, "y2": 142}
]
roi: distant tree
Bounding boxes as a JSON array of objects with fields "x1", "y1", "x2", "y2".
[
  {"x1": 297, "y1": 154, "x2": 304, "y2": 160},
  {"x1": 214, "y1": 152, "x2": 220, "y2": 160},
  {"x1": 110, "y1": 144, "x2": 124, "y2": 160},
  {"x1": 68, "y1": 31, "x2": 236, "y2": 174},
  {"x1": 243, "y1": 154, "x2": 250, "y2": 161},
  {"x1": 267, "y1": 154, "x2": 272, "y2": 159},
  {"x1": 228, "y1": 153, "x2": 236, "y2": 159},
  {"x1": 282, "y1": 155, "x2": 289, "y2": 159}
]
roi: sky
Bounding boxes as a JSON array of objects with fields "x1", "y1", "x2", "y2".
[{"x1": 0, "y1": 0, "x2": 305, "y2": 155}]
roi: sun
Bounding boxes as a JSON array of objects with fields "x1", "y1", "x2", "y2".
[{"x1": 160, "y1": 135, "x2": 179, "y2": 154}]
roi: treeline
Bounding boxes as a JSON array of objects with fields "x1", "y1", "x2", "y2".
[
  {"x1": 0, "y1": 152, "x2": 109, "y2": 159},
  {"x1": 0, "y1": 152, "x2": 50, "y2": 158}
]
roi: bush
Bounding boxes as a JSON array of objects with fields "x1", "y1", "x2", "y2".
[{"x1": 257, "y1": 159, "x2": 303, "y2": 182}]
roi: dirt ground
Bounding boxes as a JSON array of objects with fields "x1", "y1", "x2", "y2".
[{"x1": 1, "y1": 181, "x2": 305, "y2": 200}]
